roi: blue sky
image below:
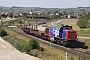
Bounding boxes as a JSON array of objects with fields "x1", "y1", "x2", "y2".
[{"x1": 0, "y1": 0, "x2": 90, "y2": 8}]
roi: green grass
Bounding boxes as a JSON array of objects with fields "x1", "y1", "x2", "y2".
[
  {"x1": 77, "y1": 29, "x2": 90, "y2": 37},
  {"x1": 13, "y1": 19, "x2": 24, "y2": 26}
]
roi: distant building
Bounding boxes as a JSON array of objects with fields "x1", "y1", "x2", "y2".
[
  {"x1": 55, "y1": 13, "x2": 59, "y2": 16},
  {"x1": 13, "y1": 12, "x2": 19, "y2": 17},
  {"x1": 29, "y1": 9, "x2": 49, "y2": 20},
  {"x1": 68, "y1": 14, "x2": 70, "y2": 18},
  {"x1": 64, "y1": 14, "x2": 79, "y2": 19},
  {"x1": 49, "y1": 13, "x2": 54, "y2": 16},
  {"x1": 30, "y1": 15, "x2": 49, "y2": 20},
  {"x1": 30, "y1": 9, "x2": 33, "y2": 15}
]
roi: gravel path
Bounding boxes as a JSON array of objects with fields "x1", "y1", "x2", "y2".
[
  {"x1": 78, "y1": 36, "x2": 90, "y2": 39},
  {"x1": 0, "y1": 37, "x2": 41, "y2": 60}
]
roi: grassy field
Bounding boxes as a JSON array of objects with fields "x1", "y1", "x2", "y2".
[{"x1": 1, "y1": 27, "x2": 81, "y2": 60}]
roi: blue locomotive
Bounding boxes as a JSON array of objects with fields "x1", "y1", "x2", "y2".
[{"x1": 44, "y1": 25, "x2": 77, "y2": 46}]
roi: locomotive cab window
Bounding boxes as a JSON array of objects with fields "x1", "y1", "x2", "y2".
[
  {"x1": 46, "y1": 28, "x2": 49, "y2": 30},
  {"x1": 63, "y1": 26, "x2": 72, "y2": 30},
  {"x1": 45, "y1": 28, "x2": 49, "y2": 34}
]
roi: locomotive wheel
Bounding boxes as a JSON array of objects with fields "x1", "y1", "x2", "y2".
[
  {"x1": 63, "y1": 42, "x2": 66, "y2": 46},
  {"x1": 61, "y1": 40, "x2": 66, "y2": 46},
  {"x1": 54, "y1": 39, "x2": 57, "y2": 43},
  {"x1": 47, "y1": 36, "x2": 50, "y2": 40},
  {"x1": 41, "y1": 34, "x2": 44, "y2": 39},
  {"x1": 57, "y1": 40, "x2": 60, "y2": 45},
  {"x1": 54, "y1": 38, "x2": 57, "y2": 44}
]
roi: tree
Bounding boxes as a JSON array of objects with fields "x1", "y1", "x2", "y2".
[
  {"x1": 1, "y1": 14, "x2": 8, "y2": 18},
  {"x1": 9, "y1": 13, "x2": 13, "y2": 19},
  {"x1": 87, "y1": 12, "x2": 90, "y2": 20},
  {"x1": 28, "y1": 39, "x2": 40, "y2": 50},
  {"x1": 47, "y1": 11, "x2": 51, "y2": 15},
  {"x1": 77, "y1": 13, "x2": 88, "y2": 31},
  {"x1": 0, "y1": 29, "x2": 7, "y2": 36},
  {"x1": 18, "y1": 21, "x2": 23, "y2": 24},
  {"x1": 0, "y1": 16, "x2": 2, "y2": 19},
  {"x1": 54, "y1": 11, "x2": 58, "y2": 14}
]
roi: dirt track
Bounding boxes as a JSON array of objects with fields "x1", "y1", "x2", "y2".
[{"x1": 0, "y1": 37, "x2": 41, "y2": 60}]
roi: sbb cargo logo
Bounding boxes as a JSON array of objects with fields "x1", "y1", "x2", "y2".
[
  {"x1": 55, "y1": 30, "x2": 59, "y2": 37},
  {"x1": 52, "y1": 29, "x2": 59, "y2": 38}
]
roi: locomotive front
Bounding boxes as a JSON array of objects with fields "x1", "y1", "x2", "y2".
[{"x1": 58, "y1": 25, "x2": 77, "y2": 46}]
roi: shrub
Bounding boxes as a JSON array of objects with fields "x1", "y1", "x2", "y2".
[
  {"x1": 0, "y1": 29, "x2": 7, "y2": 36},
  {"x1": 28, "y1": 39, "x2": 40, "y2": 50}
]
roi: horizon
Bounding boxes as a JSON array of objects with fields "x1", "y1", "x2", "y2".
[
  {"x1": 0, "y1": 0, "x2": 90, "y2": 8},
  {"x1": 0, "y1": 6, "x2": 90, "y2": 9}
]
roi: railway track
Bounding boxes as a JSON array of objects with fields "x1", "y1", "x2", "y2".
[{"x1": 9, "y1": 27, "x2": 90, "y2": 60}]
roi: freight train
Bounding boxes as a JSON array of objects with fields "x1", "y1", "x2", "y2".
[{"x1": 22, "y1": 25, "x2": 77, "y2": 46}]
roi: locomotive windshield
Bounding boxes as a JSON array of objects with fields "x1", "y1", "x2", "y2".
[{"x1": 63, "y1": 26, "x2": 72, "y2": 30}]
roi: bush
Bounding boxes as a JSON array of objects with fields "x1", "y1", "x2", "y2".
[
  {"x1": 28, "y1": 39, "x2": 40, "y2": 50},
  {"x1": 0, "y1": 29, "x2": 7, "y2": 36}
]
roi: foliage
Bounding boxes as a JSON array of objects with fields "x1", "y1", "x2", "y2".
[
  {"x1": 78, "y1": 55, "x2": 86, "y2": 60},
  {"x1": 18, "y1": 20, "x2": 23, "y2": 24},
  {"x1": 28, "y1": 38, "x2": 40, "y2": 50},
  {"x1": 78, "y1": 56, "x2": 80, "y2": 60},
  {"x1": 0, "y1": 29, "x2": 7, "y2": 36},
  {"x1": 0, "y1": 16, "x2": 2, "y2": 19},
  {"x1": 70, "y1": 56, "x2": 74, "y2": 60},
  {"x1": 87, "y1": 12, "x2": 90, "y2": 20},
  {"x1": 1, "y1": 14, "x2": 8, "y2": 18},
  {"x1": 53, "y1": 11, "x2": 58, "y2": 14},
  {"x1": 77, "y1": 18, "x2": 88, "y2": 28},
  {"x1": 47, "y1": 11, "x2": 51, "y2": 15},
  {"x1": 22, "y1": 13, "x2": 30, "y2": 18},
  {"x1": 50, "y1": 15, "x2": 61, "y2": 19},
  {"x1": 8, "y1": 13, "x2": 13, "y2": 19},
  {"x1": 77, "y1": 13, "x2": 89, "y2": 30}
]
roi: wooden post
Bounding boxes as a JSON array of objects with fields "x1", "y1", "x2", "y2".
[{"x1": 66, "y1": 52, "x2": 68, "y2": 60}]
